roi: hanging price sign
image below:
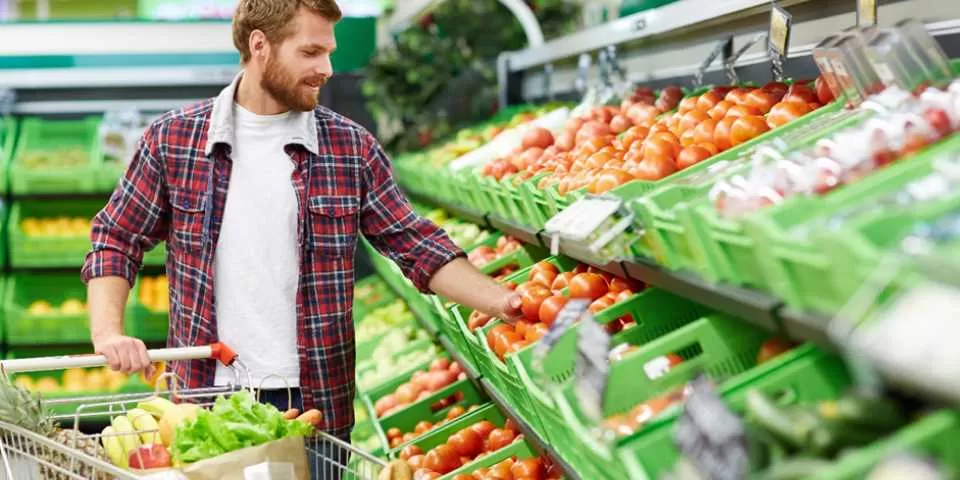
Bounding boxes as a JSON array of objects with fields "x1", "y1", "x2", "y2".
[
  {"x1": 674, "y1": 375, "x2": 749, "y2": 480},
  {"x1": 574, "y1": 314, "x2": 611, "y2": 423},
  {"x1": 857, "y1": 0, "x2": 877, "y2": 27},
  {"x1": 532, "y1": 299, "x2": 590, "y2": 377},
  {"x1": 767, "y1": 2, "x2": 792, "y2": 81}
]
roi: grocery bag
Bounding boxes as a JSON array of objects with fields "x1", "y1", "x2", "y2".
[{"x1": 179, "y1": 435, "x2": 308, "y2": 480}]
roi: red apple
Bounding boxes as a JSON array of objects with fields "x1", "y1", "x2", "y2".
[{"x1": 128, "y1": 444, "x2": 172, "y2": 470}]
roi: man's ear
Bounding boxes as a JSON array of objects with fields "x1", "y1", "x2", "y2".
[{"x1": 249, "y1": 30, "x2": 269, "y2": 61}]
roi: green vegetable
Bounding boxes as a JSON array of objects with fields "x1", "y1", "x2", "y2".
[
  {"x1": 171, "y1": 390, "x2": 315, "y2": 465},
  {"x1": 745, "y1": 390, "x2": 807, "y2": 450},
  {"x1": 758, "y1": 458, "x2": 832, "y2": 480},
  {"x1": 817, "y1": 395, "x2": 907, "y2": 432}
]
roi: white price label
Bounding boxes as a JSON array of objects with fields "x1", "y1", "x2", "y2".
[{"x1": 545, "y1": 197, "x2": 622, "y2": 242}]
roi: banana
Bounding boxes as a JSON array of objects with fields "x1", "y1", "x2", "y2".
[
  {"x1": 111, "y1": 415, "x2": 139, "y2": 459},
  {"x1": 101, "y1": 426, "x2": 128, "y2": 468},
  {"x1": 127, "y1": 408, "x2": 161, "y2": 445},
  {"x1": 137, "y1": 397, "x2": 176, "y2": 419}
]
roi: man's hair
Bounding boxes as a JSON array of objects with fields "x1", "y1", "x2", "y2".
[{"x1": 233, "y1": 0, "x2": 342, "y2": 63}]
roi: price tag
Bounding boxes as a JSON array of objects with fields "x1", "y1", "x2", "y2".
[
  {"x1": 544, "y1": 197, "x2": 622, "y2": 242},
  {"x1": 673, "y1": 375, "x2": 749, "y2": 480},
  {"x1": 767, "y1": 2, "x2": 792, "y2": 81},
  {"x1": 857, "y1": 0, "x2": 877, "y2": 27},
  {"x1": 532, "y1": 299, "x2": 590, "y2": 374},
  {"x1": 694, "y1": 37, "x2": 733, "y2": 88},
  {"x1": 850, "y1": 279, "x2": 960, "y2": 404},
  {"x1": 574, "y1": 314, "x2": 611, "y2": 423}
]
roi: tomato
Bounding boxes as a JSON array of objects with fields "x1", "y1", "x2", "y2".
[
  {"x1": 486, "y1": 428, "x2": 518, "y2": 452},
  {"x1": 512, "y1": 458, "x2": 546, "y2": 480},
  {"x1": 696, "y1": 90, "x2": 722, "y2": 113},
  {"x1": 643, "y1": 137, "x2": 680, "y2": 160},
  {"x1": 538, "y1": 296, "x2": 570, "y2": 326},
  {"x1": 550, "y1": 272, "x2": 575, "y2": 292},
  {"x1": 424, "y1": 444, "x2": 460, "y2": 474},
  {"x1": 592, "y1": 168, "x2": 634, "y2": 194},
  {"x1": 569, "y1": 273, "x2": 609, "y2": 300},
  {"x1": 415, "y1": 421, "x2": 434, "y2": 435},
  {"x1": 631, "y1": 154, "x2": 677, "y2": 180},
  {"x1": 608, "y1": 276, "x2": 639, "y2": 293},
  {"x1": 712, "y1": 116, "x2": 737, "y2": 151},
  {"x1": 924, "y1": 108, "x2": 953, "y2": 137},
  {"x1": 676, "y1": 146, "x2": 713, "y2": 170},
  {"x1": 680, "y1": 129, "x2": 698, "y2": 148},
  {"x1": 588, "y1": 295, "x2": 615, "y2": 314},
  {"x1": 399, "y1": 445, "x2": 424, "y2": 461},
  {"x1": 724, "y1": 88, "x2": 750, "y2": 105},
  {"x1": 526, "y1": 322, "x2": 549, "y2": 342},
  {"x1": 730, "y1": 115, "x2": 770, "y2": 146},
  {"x1": 529, "y1": 261, "x2": 558, "y2": 279},
  {"x1": 610, "y1": 115, "x2": 631, "y2": 134},
  {"x1": 761, "y1": 81, "x2": 789, "y2": 100},
  {"x1": 815, "y1": 75, "x2": 835, "y2": 105},
  {"x1": 724, "y1": 104, "x2": 763, "y2": 118},
  {"x1": 697, "y1": 142, "x2": 720, "y2": 156},
  {"x1": 679, "y1": 110, "x2": 710, "y2": 133},
  {"x1": 447, "y1": 405, "x2": 467, "y2": 420},
  {"x1": 468, "y1": 311, "x2": 493, "y2": 331},
  {"x1": 757, "y1": 338, "x2": 795, "y2": 364},
  {"x1": 781, "y1": 83, "x2": 820, "y2": 103},
  {"x1": 454, "y1": 475, "x2": 475, "y2": 480},
  {"x1": 627, "y1": 103, "x2": 661, "y2": 127},
  {"x1": 528, "y1": 270, "x2": 557, "y2": 289},
  {"x1": 743, "y1": 89, "x2": 777, "y2": 114},
  {"x1": 575, "y1": 121, "x2": 613, "y2": 145},
  {"x1": 766, "y1": 101, "x2": 812, "y2": 129},
  {"x1": 486, "y1": 324, "x2": 513, "y2": 350},
  {"x1": 387, "y1": 427, "x2": 403, "y2": 440},
  {"x1": 708, "y1": 100, "x2": 734, "y2": 121},
  {"x1": 449, "y1": 428, "x2": 484, "y2": 457},
  {"x1": 413, "y1": 469, "x2": 441, "y2": 480},
  {"x1": 488, "y1": 459, "x2": 515, "y2": 480},
  {"x1": 678, "y1": 96, "x2": 699, "y2": 113},
  {"x1": 692, "y1": 118, "x2": 718, "y2": 145},
  {"x1": 471, "y1": 420, "x2": 496, "y2": 439},
  {"x1": 493, "y1": 330, "x2": 521, "y2": 359},
  {"x1": 407, "y1": 454, "x2": 426, "y2": 470}
]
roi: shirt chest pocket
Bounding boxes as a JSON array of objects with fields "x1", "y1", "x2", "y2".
[
  {"x1": 169, "y1": 188, "x2": 208, "y2": 252},
  {"x1": 308, "y1": 195, "x2": 360, "y2": 258}
]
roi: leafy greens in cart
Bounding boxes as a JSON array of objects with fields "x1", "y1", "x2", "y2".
[{"x1": 171, "y1": 390, "x2": 314, "y2": 464}]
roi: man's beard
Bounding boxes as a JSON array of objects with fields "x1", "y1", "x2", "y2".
[{"x1": 261, "y1": 55, "x2": 324, "y2": 112}]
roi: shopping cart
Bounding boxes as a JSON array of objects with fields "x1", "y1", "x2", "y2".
[{"x1": 0, "y1": 343, "x2": 387, "y2": 480}]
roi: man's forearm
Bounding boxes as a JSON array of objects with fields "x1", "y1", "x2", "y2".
[
  {"x1": 428, "y1": 258, "x2": 514, "y2": 318},
  {"x1": 88, "y1": 276, "x2": 132, "y2": 342}
]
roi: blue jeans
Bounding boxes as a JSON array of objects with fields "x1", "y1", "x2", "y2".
[{"x1": 256, "y1": 389, "x2": 352, "y2": 480}]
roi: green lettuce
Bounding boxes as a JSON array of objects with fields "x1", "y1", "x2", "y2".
[{"x1": 171, "y1": 390, "x2": 315, "y2": 464}]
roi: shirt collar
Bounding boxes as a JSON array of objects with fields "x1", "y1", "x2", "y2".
[{"x1": 205, "y1": 71, "x2": 319, "y2": 157}]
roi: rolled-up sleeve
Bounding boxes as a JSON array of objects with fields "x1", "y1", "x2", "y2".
[
  {"x1": 359, "y1": 135, "x2": 464, "y2": 293},
  {"x1": 81, "y1": 124, "x2": 170, "y2": 287}
]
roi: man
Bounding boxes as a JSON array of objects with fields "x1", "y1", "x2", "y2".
[{"x1": 82, "y1": 0, "x2": 521, "y2": 445}]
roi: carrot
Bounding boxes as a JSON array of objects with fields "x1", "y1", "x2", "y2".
[
  {"x1": 282, "y1": 408, "x2": 301, "y2": 420},
  {"x1": 296, "y1": 409, "x2": 323, "y2": 427}
]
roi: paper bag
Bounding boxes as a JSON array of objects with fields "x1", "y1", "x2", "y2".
[{"x1": 180, "y1": 435, "x2": 309, "y2": 480}]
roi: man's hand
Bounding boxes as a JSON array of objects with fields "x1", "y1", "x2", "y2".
[
  {"x1": 494, "y1": 292, "x2": 524, "y2": 324},
  {"x1": 93, "y1": 333, "x2": 154, "y2": 377}
]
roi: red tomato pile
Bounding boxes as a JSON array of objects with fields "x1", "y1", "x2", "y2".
[
  {"x1": 480, "y1": 261, "x2": 645, "y2": 360},
  {"x1": 386, "y1": 404, "x2": 482, "y2": 449},
  {"x1": 375, "y1": 359, "x2": 468, "y2": 419},
  {"x1": 480, "y1": 78, "x2": 832, "y2": 197},
  {"x1": 602, "y1": 387, "x2": 689, "y2": 437},
  {"x1": 452, "y1": 454, "x2": 564, "y2": 480},
  {"x1": 402, "y1": 419, "x2": 525, "y2": 478},
  {"x1": 468, "y1": 236, "x2": 523, "y2": 268}
]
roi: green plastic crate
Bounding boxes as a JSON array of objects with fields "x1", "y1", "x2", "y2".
[
  {"x1": 635, "y1": 107, "x2": 863, "y2": 277},
  {"x1": 5, "y1": 274, "x2": 90, "y2": 345},
  {"x1": 368, "y1": 378, "x2": 487, "y2": 457},
  {"x1": 11, "y1": 116, "x2": 104, "y2": 195},
  {"x1": 402, "y1": 403, "x2": 522, "y2": 480},
  {"x1": 620, "y1": 0, "x2": 678, "y2": 15},
  {"x1": 9, "y1": 200, "x2": 104, "y2": 268},
  {"x1": 478, "y1": 243, "x2": 549, "y2": 277},
  {"x1": 621, "y1": 343, "x2": 851, "y2": 478},
  {"x1": 552, "y1": 314, "x2": 770, "y2": 480},
  {"x1": 508, "y1": 288, "x2": 711, "y2": 442},
  {"x1": 745, "y1": 137, "x2": 960, "y2": 315},
  {"x1": 817, "y1": 410, "x2": 960, "y2": 479},
  {"x1": 0, "y1": 116, "x2": 18, "y2": 195}
]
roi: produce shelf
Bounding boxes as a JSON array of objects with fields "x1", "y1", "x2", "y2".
[
  {"x1": 487, "y1": 214, "x2": 542, "y2": 247},
  {"x1": 380, "y1": 272, "x2": 584, "y2": 480}
]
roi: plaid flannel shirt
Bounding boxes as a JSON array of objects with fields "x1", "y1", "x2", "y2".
[{"x1": 81, "y1": 74, "x2": 463, "y2": 438}]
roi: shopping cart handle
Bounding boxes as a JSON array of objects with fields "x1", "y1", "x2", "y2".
[{"x1": 0, "y1": 343, "x2": 238, "y2": 375}]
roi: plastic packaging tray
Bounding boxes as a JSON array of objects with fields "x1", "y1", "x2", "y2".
[
  {"x1": 4, "y1": 274, "x2": 90, "y2": 346},
  {"x1": 10, "y1": 116, "x2": 104, "y2": 195},
  {"x1": 9, "y1": 200, "x2": 104, "y2": 268}
]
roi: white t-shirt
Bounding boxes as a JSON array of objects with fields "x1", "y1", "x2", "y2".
[{"x1": 213, "y1": 104, "x2": 302, "y2": 389}]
